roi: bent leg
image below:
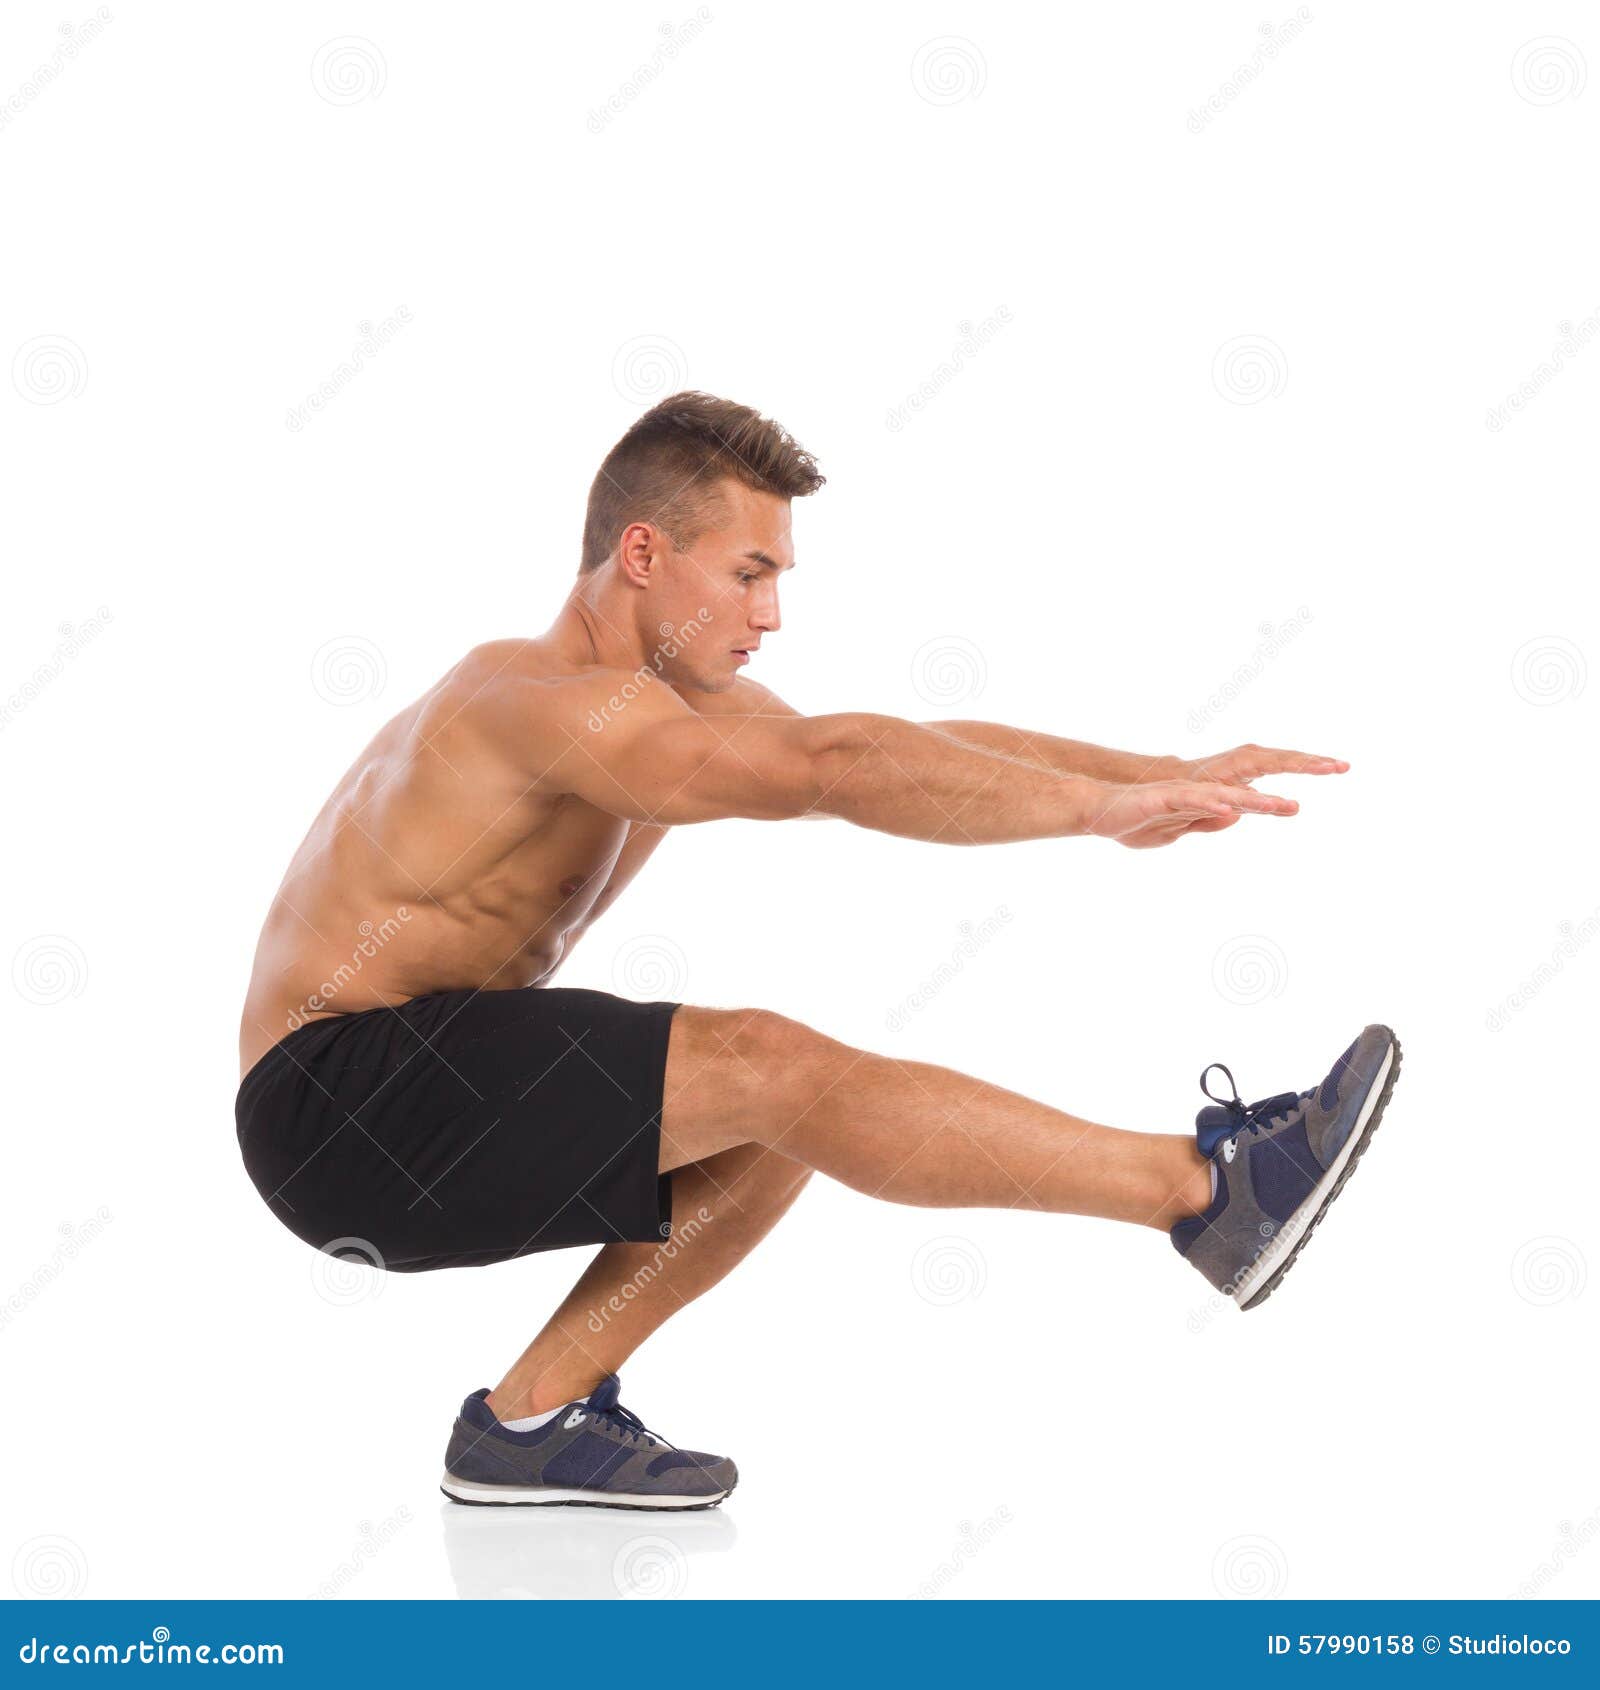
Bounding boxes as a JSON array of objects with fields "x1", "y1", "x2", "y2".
[
  {"x1": 487, "y1": 1142, "x2": 809, "y2": 1418},
  {"x1": 662, "y1": 1006, "x2": 1212, "y2": 1230}
]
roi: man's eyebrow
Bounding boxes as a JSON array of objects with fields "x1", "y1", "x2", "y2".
[{"x1": 741, "y1": 549, "x2": 794, "y2": 571}]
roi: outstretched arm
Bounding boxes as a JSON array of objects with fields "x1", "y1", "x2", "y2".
[{"x1": 521, "y1": 672, "x2": 1301, "y2": 850}]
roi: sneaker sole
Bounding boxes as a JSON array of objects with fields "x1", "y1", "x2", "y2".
[
  {"x1": 439, "y1": 1475, "x2": 731, "y2": 1510},
  {"x1": 1234, "y1": 1028, "x2": 1402, "y2": 1311}
]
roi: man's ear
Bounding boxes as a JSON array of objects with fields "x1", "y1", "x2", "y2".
[{"x1": 615, "y1": 521, "x2": 660, "y2": 589}]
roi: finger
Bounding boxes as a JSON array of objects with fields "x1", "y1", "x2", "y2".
[
  {"x1": 1243, "y1": 747, "x2": 1349, "y2": 777},
  {"x1": 1211, "y1": 783, "x2": 1298, "y2": 816},
  {"x1": 1158, "y1": 781, "x2": 1279, "y2": 817}
]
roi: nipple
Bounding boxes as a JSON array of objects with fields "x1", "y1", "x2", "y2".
[{"x1": 558, "y1": 874, "x2": 588, "y2": 899}]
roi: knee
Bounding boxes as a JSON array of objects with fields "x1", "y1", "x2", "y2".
[
  {"x1": 671, "y1": 1006, "x2": 841, "y2": 1135},
  {"x1": 721, "y1": 1008, "x2": 829, "y2": 1077}
]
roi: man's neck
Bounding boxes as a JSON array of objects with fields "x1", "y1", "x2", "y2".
[{"x1": 549, "y1": 577, "x2": 649, "y2": 673}]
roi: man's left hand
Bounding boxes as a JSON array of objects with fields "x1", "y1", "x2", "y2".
[{"x1": 1176, "y1": 743, "x2": 1349, "y2": 787}]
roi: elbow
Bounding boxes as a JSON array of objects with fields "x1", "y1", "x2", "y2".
[{"x1": 803, "y1": 713, "x2": 898, "y2": 818}]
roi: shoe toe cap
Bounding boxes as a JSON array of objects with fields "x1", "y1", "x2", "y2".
[{"x1": 645, "y1": 1448, "x2": 737, "y2": 1495}]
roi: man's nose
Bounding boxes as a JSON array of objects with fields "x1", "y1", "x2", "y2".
[{"x1": 751, "y1": 585, "x2": 780, "y2": 633}]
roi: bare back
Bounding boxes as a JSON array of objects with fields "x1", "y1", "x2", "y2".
[{"x1": 237, "y1": 640, "x2": 666, "y2": 1077}]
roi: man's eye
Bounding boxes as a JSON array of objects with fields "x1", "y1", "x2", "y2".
[{"x1": 737, "y1": 573, "x2": 757, "y2": 584}]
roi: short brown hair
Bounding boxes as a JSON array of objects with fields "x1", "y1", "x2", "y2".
[{"x1": 579, "y1": 391, "x2": 824, "y2": 574}]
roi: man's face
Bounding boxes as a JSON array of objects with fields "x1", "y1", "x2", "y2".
[{"x1": 651, "y1": 478, "x2": 794, "y2": 692}]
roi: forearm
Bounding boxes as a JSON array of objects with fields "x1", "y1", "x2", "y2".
[
  {"x1": 923, "y1": 720, "x2": 1183, "y2": 785},
  {"x1": 812, "y1": 714, "x2": 1099, "y2": 844}
]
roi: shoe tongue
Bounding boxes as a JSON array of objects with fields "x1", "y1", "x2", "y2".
[
  {"x1": 1195, "y1": 1104, "x2": 1239, "y2": 1158},
  {"x1": 585, "y1": 1375, "x2": 622, "y2": 1414}
]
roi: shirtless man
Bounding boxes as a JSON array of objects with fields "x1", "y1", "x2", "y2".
[{"x1": 237, "y1": 391, "x2": 1401, "y2": 1509}]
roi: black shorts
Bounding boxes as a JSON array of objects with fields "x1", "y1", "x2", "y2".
[{"x1": 235, "y1": 987, "x2": 679, "y2": 1272}]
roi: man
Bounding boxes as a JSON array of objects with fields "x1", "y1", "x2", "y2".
[{"x1": 237, "y1": 392, "x2": 1400, "y2": 1510}]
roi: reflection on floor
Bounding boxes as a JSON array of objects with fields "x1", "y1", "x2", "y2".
[{"x1": 440, "y1": 1500, "x2": 738, "y2": 1599}]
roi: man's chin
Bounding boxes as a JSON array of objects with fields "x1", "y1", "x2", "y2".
[{"x1": 672, "y1": 669, "x2": 737, "y2": 697}]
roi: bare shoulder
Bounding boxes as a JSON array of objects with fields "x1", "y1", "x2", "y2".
[{"x1": 448, "y1": 648, "x2": 691, "y2": 779}]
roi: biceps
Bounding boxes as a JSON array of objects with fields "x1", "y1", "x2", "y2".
[{"x1": 566, "y1": 716, "x2": 825, "y2": 825}]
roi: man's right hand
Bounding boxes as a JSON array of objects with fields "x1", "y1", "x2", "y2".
[{"x1": 1075, "y1": 777, "x2": 1298, "y2": 849}]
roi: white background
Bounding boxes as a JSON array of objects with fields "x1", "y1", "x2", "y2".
[{"x1": 3, "y1": 1, "x2": 1597, "y2": 1602}]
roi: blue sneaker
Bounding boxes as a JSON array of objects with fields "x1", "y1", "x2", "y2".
[
  {"x1": 1171, "y1": 1024, "x2": 1401, "y2": 1309},
  {"x1": 440, "y1": 1375, "x2": 736, "y2": 1509}
]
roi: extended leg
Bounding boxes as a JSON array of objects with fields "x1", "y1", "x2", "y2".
[{"x1": 659, "y1": 1006, "x2": 1213, "y2": 1229}]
